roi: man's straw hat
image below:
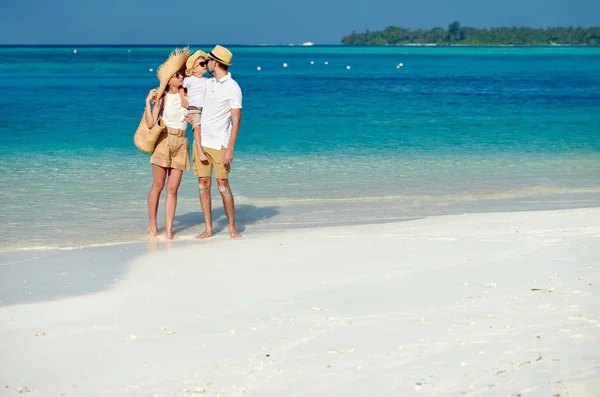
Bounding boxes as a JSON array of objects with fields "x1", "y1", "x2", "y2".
[
  {"x1": 155, "y1": 47, "x2": 191, "y2": 103},
  {"x1": 185, "y1": 50, "x2": 209, "y2": 76},
  {"x1": 207, "y1": 45, "x2": 232, "y2": 66}
]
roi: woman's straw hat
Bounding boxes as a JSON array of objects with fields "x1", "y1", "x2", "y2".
[
  {"x1": 207, "y1": 45, "x2": 232, "y2": 66},
  {"x1": 185, "y1": 50, "x2": 209, "y2": 76},
  {"x1": 155, "y1": 47, "x2": 191, "y2": 103}
]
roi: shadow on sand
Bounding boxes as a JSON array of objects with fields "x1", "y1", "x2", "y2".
[
  {"x1": 172, "y1": 204, "x2": 280, "y2": 236},
  {"x1": 0, "y1": 206, "x2": 279, "y2": 307}
]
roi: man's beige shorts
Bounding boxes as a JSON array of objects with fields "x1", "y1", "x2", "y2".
[
  {"x1": 187, "y1": 108, "x2": 202, "y2": 128},
  {"x1": 193, "y1": 144, "x2": 230, "y2": 179}
]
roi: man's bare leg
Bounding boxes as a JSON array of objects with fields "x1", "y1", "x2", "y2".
[
  {"x1": 147, "y1": 164, "x2": 167, "y2": 236},
  {"x1": 195, "y1": 176, "x2": 214, "y2": 239},
  {"x1": 216, "y1": 178, "x2": 242, "y2": 239},
  {"x1": 164, "y1": 168, "x2": 183, "y2": 240}
]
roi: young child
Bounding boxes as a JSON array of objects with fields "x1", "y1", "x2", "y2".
[{"x1": 180, "y1": 50, "x2": 209, "y2": 161}]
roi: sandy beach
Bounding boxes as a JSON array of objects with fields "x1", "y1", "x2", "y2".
[{"x1": 1, "y1": 208, "x2": 599, "y2": 396}]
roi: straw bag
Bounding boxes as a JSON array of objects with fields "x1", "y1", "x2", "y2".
[{"x1": 134, "y1": 100, "x2": 165, "y2": 153}]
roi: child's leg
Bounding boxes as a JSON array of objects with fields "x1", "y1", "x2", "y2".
[{"x1": 194, "y1": 125, "x2": 208, "y2": 161}]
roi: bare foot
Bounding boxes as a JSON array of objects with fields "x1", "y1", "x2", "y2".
[
  {"x1": 198, "y1": 151, "x2": 208, "y2": 162},
  {"x1": 229, "y1": 229, "x2": 243, "y2": 239},
  {"x1": 164, "y1": 229, "x2": 173, "y2": 240},
  {"x1": 195, "y1": 230, "x2": 214, "y2": 239},
  {"x1": 147, "y1": 225, "x2": 158, "y2": 237}
]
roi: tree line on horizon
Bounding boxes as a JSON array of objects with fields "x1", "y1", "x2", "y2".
[{"x1": 341, "y1": 22, "x2": 600, "y2": 45}]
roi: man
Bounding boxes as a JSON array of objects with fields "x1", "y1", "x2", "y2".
[{"x1": 192, "y1": 45, "x2": 242, "y2": 239}]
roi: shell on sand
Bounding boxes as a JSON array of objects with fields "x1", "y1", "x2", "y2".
[
  {"x1": 129, "y1": 335, "x2": 139, "y2": 340},
  {"x1": 18, "y1": 386, "x2": 30, "y2": 393},
  {"x1": 35, "y1": 332, "x2": 45, "y2": 337},
  {"x1": 312, "y1": 307, "x2": 323, "y2": 312}
]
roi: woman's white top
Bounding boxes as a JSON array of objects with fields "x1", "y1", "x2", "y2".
[{"x1": 161, "y1": 93, "x2": 188, "y2": 130}]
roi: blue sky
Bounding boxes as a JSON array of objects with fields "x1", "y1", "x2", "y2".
[{"x1": 1, "y1": 0, "x2": 598, "y2": 45}]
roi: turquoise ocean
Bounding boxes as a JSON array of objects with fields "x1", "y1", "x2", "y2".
[{"x1": 1, "y1": 46, "x2": 599, "y2": 251}]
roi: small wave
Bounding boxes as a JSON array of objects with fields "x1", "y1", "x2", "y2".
[
  {"x1": 245, "y1": 186, "x2": 600, "y2": 206},
  {"x1": 4, "y1": 239, "x2": 146, "y2": 253}
]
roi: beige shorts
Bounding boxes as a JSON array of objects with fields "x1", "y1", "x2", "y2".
[
  {"x1": 150, "y1": 127, "x2": 190, "y2": 171},
  {"x1": 193, "y1": 144, "x2": 230, "y2": 179},
  {"x1": 187, "y1": 108, "x2": 202, "y2": 128}
]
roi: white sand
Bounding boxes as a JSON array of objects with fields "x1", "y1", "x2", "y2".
[{"x1": 1, "y1": 208, "x2": 599, "y2": 396}]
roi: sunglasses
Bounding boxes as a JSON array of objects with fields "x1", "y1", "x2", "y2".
[
  {"x1": 173, "y1": 71, "x2": 184, "y2": 78},
  {"x1": 195, "y1": 61, "x2": 208, "y2": 68}
]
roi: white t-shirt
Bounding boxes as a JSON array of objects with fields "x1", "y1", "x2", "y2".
[
  {"x1": 161, "y1": 93, "x2": 187, "y2": 130},
  {"x1": 183, "y1": 76, "x2": 208, "y2": 108},
  {"x1": 200, "y1": 73, "x2": 242, "y2": 150}
]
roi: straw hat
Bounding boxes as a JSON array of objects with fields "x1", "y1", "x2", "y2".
[
  {"x1": 185, "y1": 50, "x2": 209, "y2": 76},
  {"x1": 154, "y1": 47, "x2": 191, "y2": 103},
  {"x1": 207, "y1": 45, "x2": 232, "y2": 66}
]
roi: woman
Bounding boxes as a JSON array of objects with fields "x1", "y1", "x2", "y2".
[{"x1": 144, "y1": 48, "x2": 191, "y2": 239}]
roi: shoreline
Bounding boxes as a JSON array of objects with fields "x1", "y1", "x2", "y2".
[
  {"x1": 1, "y1": 207, "x2": 598, "y2": 395},
  {"x1": 2, "y1": 188, "x2": 600, "y2": 253}
]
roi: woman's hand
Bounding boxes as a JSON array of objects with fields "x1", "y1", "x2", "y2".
[{"x1": 146, "y1": 89, "x2": 157, "y2": 104}]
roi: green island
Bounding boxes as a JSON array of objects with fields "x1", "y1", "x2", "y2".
[{"x1": 341, "y1": 22, "x2": 600, "y2": 45}]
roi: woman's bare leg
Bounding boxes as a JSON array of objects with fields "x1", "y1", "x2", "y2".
[
  {"x1": 164, "y1": 168, "x2": 183, "y2": 239},
  {"x1": 148, "y1": 164, "x2": 167, "y2": 236}
]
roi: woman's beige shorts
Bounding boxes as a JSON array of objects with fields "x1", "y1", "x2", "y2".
[
  {"x1": 150, "y1": 127, "x2": 190, "y2": 171},
  {"x1": 187, "y1": 108, "x2": 202, "y2": 128}
]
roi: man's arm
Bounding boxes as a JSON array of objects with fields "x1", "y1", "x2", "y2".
[{"x1": 224, "y1": 108, "x2": 241, "y2": 165}]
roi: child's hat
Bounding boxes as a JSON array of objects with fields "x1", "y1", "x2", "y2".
[{"x1": 185, "y1": 50, "x2": 209, "y2": 76}]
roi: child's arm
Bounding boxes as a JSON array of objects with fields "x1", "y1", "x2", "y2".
[{"x1": 179, "y1": 86, "x2": 188, "y2": 108}]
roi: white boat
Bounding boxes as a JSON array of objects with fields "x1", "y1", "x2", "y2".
[{"x1": 301, "y1": 41, "x2": 315, "y2": 46}]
